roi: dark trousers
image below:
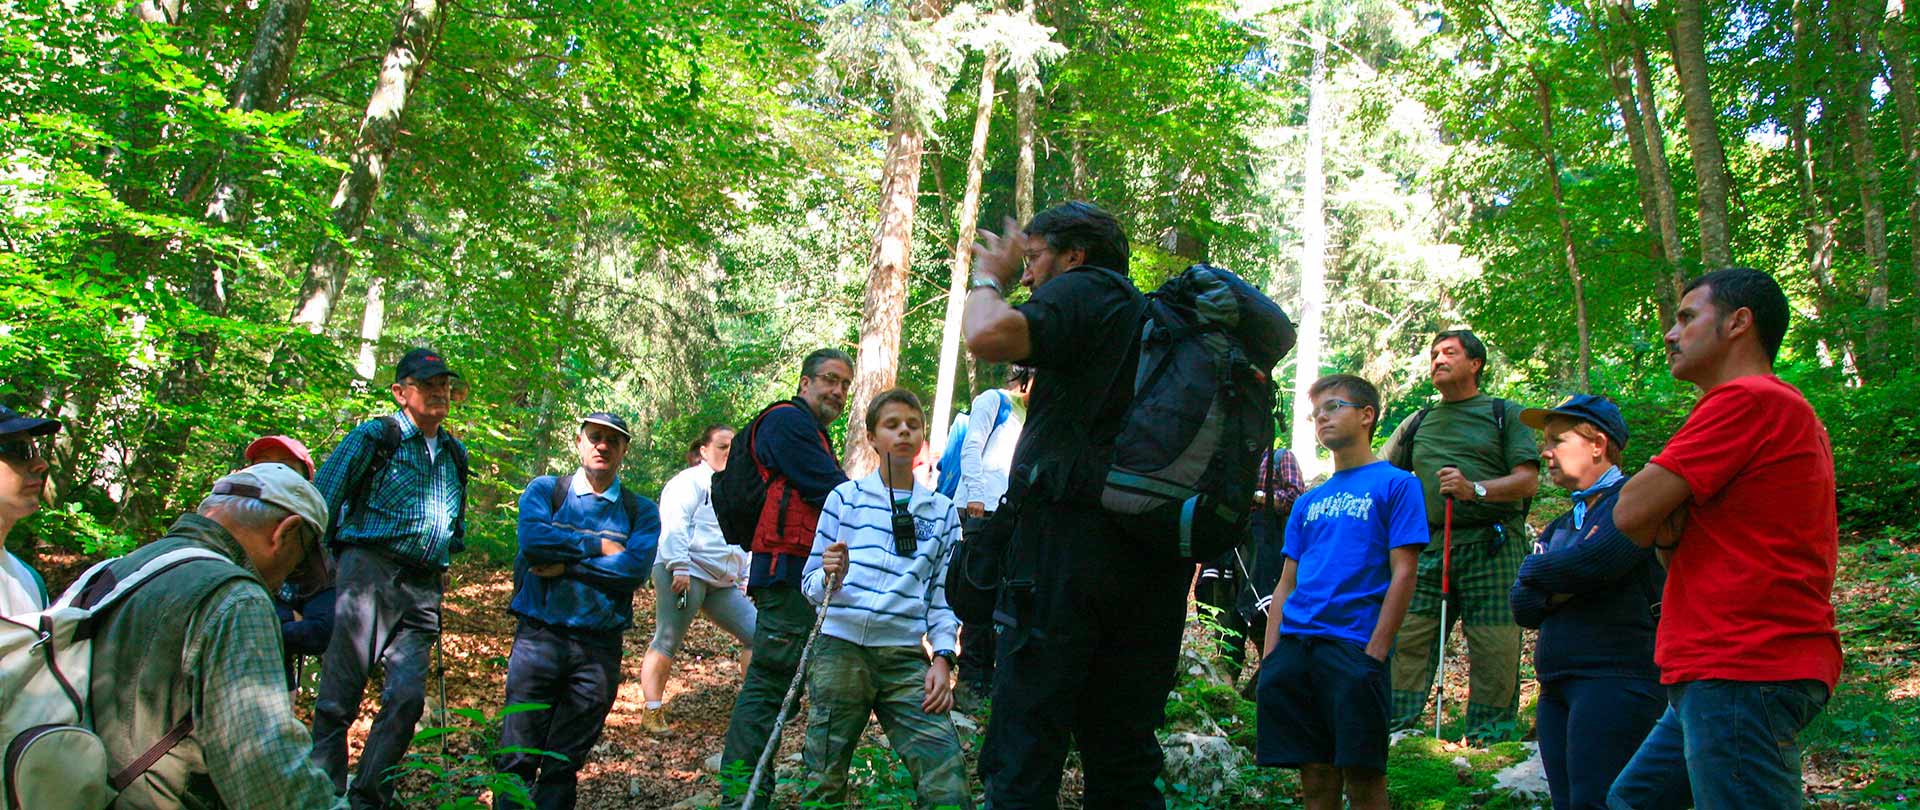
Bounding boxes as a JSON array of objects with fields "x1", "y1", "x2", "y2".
[
  {"x1": 496, "y1": 621, "x2": 624, "y2": 810},
  {"x1": 980, "y1": 573, "x2": 1187, "y2": 809},
  {"x1": 1535, "y1": 676, "x2": 1668, "y2": 810},
  {"x1": 719, "y1": 585, "x2": 817, "y2": 809},
  {"x1": 310, "y1": 546, "x2": 443, "y2": 810},
  {"x1": 956, "y1": 515, "x2": 998, "y2": 689}
]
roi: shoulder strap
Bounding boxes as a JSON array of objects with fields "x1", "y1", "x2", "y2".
[
  {"x1": 344, "y1": 416, "x2": 405, "y2": 522},
  {"x1": 1390, "y1": 408, "x2": 1429, "y2": 471},
  {"x1": 990, "y1": 389, "x2": 1013, "y2": 431},
  {"x1": 620, "y1": 488, "x2": 642, "y2": 535},
  {"x1": 544, "y1": 473, "x2": 569, "y2": 518},
  {"x1": 110, "y1": 713, "x2": 195, "y2": 791},
  {"x1": 1490, "y1": 397, "x2": 1507, "y2": 432}
]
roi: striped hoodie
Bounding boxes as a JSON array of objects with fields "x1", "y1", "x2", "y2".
[{"x1": 801, "y1": 471, "x2": 962, "y2": 654}]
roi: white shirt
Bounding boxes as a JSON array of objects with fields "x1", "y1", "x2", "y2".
[
  {"x1": 656, "y1": 462, "x2": 748, "y2": 587},
  {"x1": 570, "y1": 468, "x2": 621, "y2": 502},
  {"x1": 958, "y1": 389, "x2": 1024, "y2": 509},
  {"x1": 0, "y1": 548, "x2": 48, "y2": 616}
]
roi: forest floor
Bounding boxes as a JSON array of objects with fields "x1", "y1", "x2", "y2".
[{"x1": 34, "y1": 527, "x2": 1920, "y2": 809}]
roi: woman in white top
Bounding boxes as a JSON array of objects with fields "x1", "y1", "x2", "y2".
[
  {"x1": 0, "y1": 406, "x2": 60, "y2": 616},
  {"x1": 639, "y1": 425, "x2": 757, "y2": 734}
]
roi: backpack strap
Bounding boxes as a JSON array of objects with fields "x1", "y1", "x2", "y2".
[
  {"x1": 544, "y1": 473, "x2": 569, "y2": 518},
  {"x1": 620, "y1": 489, "x2": 642, "y2": 536},
  {"x1": 446, "y1": 433, "x2": 470, "y2": 543},
  {"x1": 110, "y1": 713, "x2": 194, "y2": 791},
  {"x1": 1389, "y1": 408, "x2": 1429, "y2": 471},
  {"x1": 341, "y1": 416, "x2": 405, "y2": 534}
]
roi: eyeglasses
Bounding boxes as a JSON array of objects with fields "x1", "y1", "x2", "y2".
[
  {"x1": 809, "y1": 372, "x2": 851, "y2": 390},
  {"x1": 0, "y1": 438, "x2": 41, "y2": 462},
  {"x1": 404, "y1": 377, "x2": 470, "y2": 402},
  {"x1": 1311, "y1": 400, "x2": 1368, "y2": 419}
]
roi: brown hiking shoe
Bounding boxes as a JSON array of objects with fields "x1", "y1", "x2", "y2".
[{"x1": 640, "y1": 706, "x2": 670, "y2": 735}]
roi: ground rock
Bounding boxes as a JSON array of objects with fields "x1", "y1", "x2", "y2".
[
  {"x1": 1493, "y1": 742, "x2": 1550, "y2": 801},
  {"x1": 1158, "y1": 732, "x2": 1246, "y2": 798}
]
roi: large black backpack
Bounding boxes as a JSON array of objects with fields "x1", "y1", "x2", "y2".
[
  {"x1": 709, "y1": 401, "x2": 803, "y2": 550},
  {"x1": 1099, "y1": 264, "x2": 1296, "y2": 562}
]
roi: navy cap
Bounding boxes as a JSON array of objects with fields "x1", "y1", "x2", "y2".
[
  {"x1": 395, "y1": 347, "x2": 458, "y2": 382},
  {"x1": 0, "y1": 405, "x2": 61, "y2": 439},
  {"x1": 580, "y1": 412, "x2": 631, "y2": 439},
  {"x1": 1521, "y1": 394, "x2": 1630, "y2": 450}
]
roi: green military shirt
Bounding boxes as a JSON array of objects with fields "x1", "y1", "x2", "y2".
[{"x1": 1379, "y1": 394, "x2": 1538, "y2": 546}]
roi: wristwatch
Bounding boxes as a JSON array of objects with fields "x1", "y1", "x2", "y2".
[
  {"x1": 933, "y1": 649, "x2": 958, "y2": 667},
  {"x1": 1472, "y1": 481, "x2": 1488, "y2": 500},
  {"x1": 967, "y1": 275, "x2": 1004, "y2": 296}
]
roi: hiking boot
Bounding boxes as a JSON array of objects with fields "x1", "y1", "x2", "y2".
[{"x1": 640, "y1": 706, "x2": 670, "y2": 735}]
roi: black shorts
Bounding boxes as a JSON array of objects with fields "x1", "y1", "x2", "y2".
[{"x1": 1256, "y1": 633, "x2": 1390, "y2": 772}]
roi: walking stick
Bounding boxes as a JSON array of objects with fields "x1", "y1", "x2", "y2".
[
  {"x1": 1432, "y1": 496, "x2": 1453, "y2": 740},
  {"x1": 436, "y1": 627, "x2": 449, "y2": 759},
  {"x1": 741, "y1": 572, "x2": 839, "y2": 810}
]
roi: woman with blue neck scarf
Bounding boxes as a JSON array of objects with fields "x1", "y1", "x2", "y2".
[{"x1": 1509, "y1": 395, "x2": 1682, "y2": 810}]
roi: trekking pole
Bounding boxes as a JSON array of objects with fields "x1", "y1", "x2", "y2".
[
  {"x1": 436, "y1": 630, "x2": 448, "y2": 759},
  {"x1": 1432, "y1": 496, "x2": 1453, "y2": 740},
  {"x1": 741, "y1": 572, "x2": 840, "y2": 810}
]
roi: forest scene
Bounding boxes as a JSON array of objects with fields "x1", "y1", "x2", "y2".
[{"x1": 3, "y1": 0, "x2": 1919, "y2": 806}]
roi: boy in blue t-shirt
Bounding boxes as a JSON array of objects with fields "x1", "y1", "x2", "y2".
[
  {"x1": 800, "y1": 388, "x2": 970, "y2": 809},
  {"x1": 1258, "y1": 374, "x2": 1427, "y2": 810}
]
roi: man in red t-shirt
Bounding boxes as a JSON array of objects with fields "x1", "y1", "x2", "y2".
[{"x1": 1596, "y1": 267, "x2": 1840, "y2": 810}]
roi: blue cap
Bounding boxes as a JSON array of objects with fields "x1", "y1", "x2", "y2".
[
  {"x1": 1520, "y1": 394, "x2": 1629, "y2": 450},
  {"x1": 0, "y1": 405, "x2": 60, "y2": 439},
  {"x1": 580, "y1": 412, "x2": 631, "y2": 439}
]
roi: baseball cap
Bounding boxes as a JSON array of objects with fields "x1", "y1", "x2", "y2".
[
  {"x1": 0, "y1": 405, "x2": 61, "y2": 439},
  {"x1": 211, "y1": 463, "x2": 332, "y2": 592},
  {"x1": 243, "y1": 435, "x2": 317, "y2": 479},
  {"x1": 580, "y1": 412, "x2": 631, "y2": 439},
  {"x1": 1520, "y1": 394, "x2": 1630, "y2": 450},
  {"x1": 395, "y1": 347, "x2": 459, "y2": 382}
]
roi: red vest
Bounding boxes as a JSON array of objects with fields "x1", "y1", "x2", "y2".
[{"x1": 751, "y1": 402, "x2": 832, "y2": 559}]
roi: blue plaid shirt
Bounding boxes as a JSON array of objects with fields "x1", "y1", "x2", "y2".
[{"x1": 314, "y1": 411, "x2": 465, "y2": 569}]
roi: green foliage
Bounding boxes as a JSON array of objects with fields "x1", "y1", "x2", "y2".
[{"x1": 395, "y1": 702, "x2": 554, "y2": 809}]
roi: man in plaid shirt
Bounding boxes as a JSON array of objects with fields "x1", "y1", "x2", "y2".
[{"x1": 309, "y1": 348, "x2": 470, "y2": 809}]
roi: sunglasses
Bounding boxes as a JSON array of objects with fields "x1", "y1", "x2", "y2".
[
  {"x1": 0, "y1": 438, "x2": 41, "y2": 462},
  {"x1": 1311, "y1": 399, "x2": 1368, "y2": 419}
]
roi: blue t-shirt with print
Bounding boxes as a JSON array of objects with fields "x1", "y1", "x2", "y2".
[{"x1": 1280, "y1": 459, "x2": 1429, "y2": 645}]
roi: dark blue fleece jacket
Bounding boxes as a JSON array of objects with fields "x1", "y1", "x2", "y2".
[
  {"x1": 1510, "y1": 480, "x2": 1664, "y2": 683},
  {"x1": 510, "y1": 474, "x2": 660, "y2": 635}
]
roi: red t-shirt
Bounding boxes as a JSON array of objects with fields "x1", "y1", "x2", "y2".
[{"x1": 1650, "y1": 375, "x2": 1842, "y2": 688}]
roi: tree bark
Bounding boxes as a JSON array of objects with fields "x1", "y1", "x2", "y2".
[
  {"x1": 290, "y1": 0, "x2": 443, "y2": 334},
  {"x1": 846, "y1": 109, "x2": 934, "y2": 474},
  {"x1": 1289, "y1": 37, "x2": 1329, "y2": 479},
  {"x1": 1838, "y1": 0, "x2": 1892, "y2": 363},
  {"x1": 1613, "y1": 0, "x2": 1687, "y2": 303},
  {"x1": 1015, "y1": 0, "x2": 1038, "y2": 225},
  {"x1": 1667, "y1": 0, "x2": 1734, "y2": 267},
  {"x1": 1879, "y1": 0, "x2": 1920, "y2": 336},
  {"x1": 132, "y1": 0, "x2": 184, "y2": 24},
  {"x1": 933, "y1": 48, "x2": 1001, "y2": 448},
  {"x1": 1531, "y1": 69, "x2": 1593, "y2": 392},
  {"x1": 355, "y1": 275, "x2": 388, "y2": 381},
  {"x1": 1594, "y1": 7, "x2": 1674, "y2": 328}
]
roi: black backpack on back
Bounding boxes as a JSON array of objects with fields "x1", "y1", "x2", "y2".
[
  {"x1": 710, "y1": 401, "x2": 802, "y2": 550},
  {"x1": 1099, "y1": 264, "x2": 1296, "y2": 562}
]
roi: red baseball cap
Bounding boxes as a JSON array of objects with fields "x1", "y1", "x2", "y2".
[{"x1": 244, "y1": 435, "x2": 317, "y2": 480}]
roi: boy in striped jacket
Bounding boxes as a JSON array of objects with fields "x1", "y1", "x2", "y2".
[{"x1": 800, "y1": 387, "x2": 971, "y2": 809}]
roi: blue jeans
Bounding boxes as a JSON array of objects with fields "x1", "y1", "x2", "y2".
[
  {"x1": 1607, "y1": 679, "x2": 1829, "y2": 810},
  {"x1": 496, "y1": 621, "x2": 623, "y2": 810}
]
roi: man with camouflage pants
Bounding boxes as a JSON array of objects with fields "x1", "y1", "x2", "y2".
[{"x1": 1381, "y1": 330, "x2": 1540, "y2": 742}]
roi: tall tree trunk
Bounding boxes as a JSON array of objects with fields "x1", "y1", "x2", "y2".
[
  {"x1": 132, "y1": 0, "x2": 184, "y2": 25},
  {"x1": 355, "y1": 275, "x2": 388, "y2": 381},
  {"x1": 1532, "y1": 70, "x2": 1594, "y2": 391},
  {"x1": 1668, "y1": 0, "x2": 1734, "y2": 267},
  {"x1": 1014, "y1": 0, "x2": 1038, "y2": 225},
  {"x1": 1613, "y1": 0, "x2": 1687, "y2": 306},
  {"x1": 1838, "y1": 0, "x2": 1893, "y2": 363},
  {"x1": 1289, "y1": 37, "x2": 1329, "y2": 478},
  {"x1": 846, "y1": 106, "x2": 933, "y2": 475},
  {"x1": 1879, "y1": 0, "x2": 1920, "y2": 337},
  {"x1": 1594, "y1": 8, "x2": 1675, "y2": 328},
  {"x1": 290, "y1": 0, "x2": 443, "y2": 334},
  {"x1": 933, "y1": 49, "x2": 1001, "y2": 448},
  {"x1": 1792, "y1": 0, "x2": 1841, "y2": 309},
  {"x1": 184, "y1": 0, "x2": 313, "y2": 215}
]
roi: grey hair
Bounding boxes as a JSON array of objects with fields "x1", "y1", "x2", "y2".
[{"x1": 196, "y1": 493, "x2": 295, "y2": 532}]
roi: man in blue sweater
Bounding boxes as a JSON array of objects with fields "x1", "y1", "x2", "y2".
[{"x1": 497, "y1": 413, "x2": 659, "y2": 810}]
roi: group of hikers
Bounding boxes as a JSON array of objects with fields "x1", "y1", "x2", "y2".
[{"x1": 0, "y1": 200, "x2": 1841, "y2": 810}]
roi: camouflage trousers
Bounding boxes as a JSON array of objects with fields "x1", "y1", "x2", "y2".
[
  {"x1": 1389, "y1": 538, "x2": 1524, "y2": 741},
  {"x1": 803, "y1": 636, "x2": 971, "y2": 809}
]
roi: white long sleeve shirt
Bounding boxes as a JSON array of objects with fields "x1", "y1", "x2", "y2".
[
  {"x1": 958, "y1": 389, "x2": 1023, "y2": 509},
  {"x1": 801, "y1": 472, "x2": 962, "y2": 654},
  {"x1": 656, "y1": 462, "x2": 749, "y2": 587}
]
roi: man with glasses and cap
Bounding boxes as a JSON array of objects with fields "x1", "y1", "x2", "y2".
[
  {"x1": 309, "y1": 347, "x2": 472, "y2": 809},
  {"x1": 87, "y1": 462, "x2": 347, "y2": 808},
  {"x1": 496, "y1": 412, "x2": 659, "y2": 810},
  {"x1": 0, "y1": 405, "x2": 60, "y2": 616}
]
